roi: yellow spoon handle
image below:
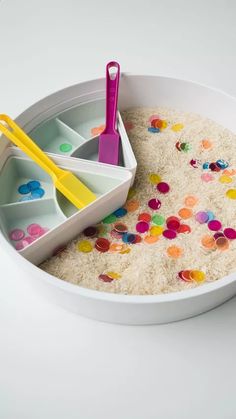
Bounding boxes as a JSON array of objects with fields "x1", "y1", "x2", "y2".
[{"x1": 0, "y1": 114, "x2": 63, "y2": 181}]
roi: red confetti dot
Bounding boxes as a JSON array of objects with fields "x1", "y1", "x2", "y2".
[
  {"x1": 166, "y1": 219, "x2": 180, "y2": 231},
  {"x1": 95, "y1": 238, "x2": 110, "y2": 252},
  {"x1": 98, "y1": 274, "x2": 113, "y2": 283},
  {"x1": 138, "y1": 212, "x2": 151, "y2": 223},
  {"x1": 177, "y1": 224, "x2": 191, "y2": 234}
]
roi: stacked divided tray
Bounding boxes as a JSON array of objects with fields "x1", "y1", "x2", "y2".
[{"x1": 0, "y1": 99, "x2": 137, "y2": 265}]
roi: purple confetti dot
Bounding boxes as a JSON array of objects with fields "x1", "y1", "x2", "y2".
[{"x1": 195, "y1": 211, "x2": 209, "y2": 224}]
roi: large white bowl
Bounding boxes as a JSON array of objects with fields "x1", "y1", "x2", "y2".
[{"x1": 1, "y1": 74, "x2": 236, "y2": 324}]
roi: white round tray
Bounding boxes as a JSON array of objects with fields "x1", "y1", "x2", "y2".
[{"x1": 1, "y1": 74, "x2": 236, "y2": 324}]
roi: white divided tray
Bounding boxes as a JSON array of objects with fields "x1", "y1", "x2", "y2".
[
  {"x1": 1, "y1": 74, "x2": 236, "y2": 325},
  {"x1": 0, "y1": 97, "x2": 136, "y2": 265}
]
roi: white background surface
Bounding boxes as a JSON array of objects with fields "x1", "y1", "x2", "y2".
[{"x1": 0, "y1": 0, "x2": 236, "y2": 418}]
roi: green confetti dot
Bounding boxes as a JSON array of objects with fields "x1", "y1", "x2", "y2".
[
  {"x1": 152, "y1": 214, "x2": 165, "y2": 225},
  {"x1": 59, "y1": 143, "x2": 73, "y2": 153},
  {"x1": 102, "y1": 214, "x2": 117, "y2": 224}
]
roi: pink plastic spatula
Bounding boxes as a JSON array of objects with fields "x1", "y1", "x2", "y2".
[{"x1": 98, "y1": 61, "x2": 120, "y2": 165}]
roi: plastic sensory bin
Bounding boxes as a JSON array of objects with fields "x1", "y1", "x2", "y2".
[{"x1": 0, "y1": 74, "x2": 236, "y2": 324}]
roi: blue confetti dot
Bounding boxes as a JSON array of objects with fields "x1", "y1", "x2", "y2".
[
  {"x1": 113, "y1": 208, "x2": 127, "y2": 218},
  {"x1": 27, "y1": 180, "x2": 41, "y2": 191},
  {"x1": 216, "y1": 159, "x2": 229, "y2": 169},
  {"x1": 148, "y1": 127, "x2": 160, "y2": 133},
  {"x1": 31, "y1": 188, "x2": 45, "y2": 199},
  {"x1": 18, "y1": 184, "x2": 30, "y2": 194},
  {"x1": 206, "y1": 211, "x2": 215, "y2": 221},
  {"x1": 202, "y1": 162, "x2": 210, "y2": 170},
  {"x1": 122, "y1": 233, "x2": 136, "y2": 244}
]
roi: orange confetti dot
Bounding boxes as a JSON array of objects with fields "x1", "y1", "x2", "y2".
[
  {"x1": 167, "y1": 245, "x2": 183, "y2": 259},
  {"x1": 125, "y1": 199, "x2": 139, "y2": 212},
  {"x1": 144, "y1": 235, "x2": 159, "y2": 244},
  {"x1": 215, "y1": 236, "x2": 229, "y2": 251},
  {"x1": 201, "y1": 235, "x2": 216, "y2": 249},
  {"x1": 178, "y1": 208, "x2": 193, "y2": 219},
  {"x1": 109, "y1": 243, "x2": 125, "y2": 252},
  {"x1": 222, "y1": 169, "x2": 236, "y2": 176},
  {"x1": 91, "y1": 124, "x2": 105, "y2": 136},
  {"x1": 184, "y1": 195, "x2": 199, "y2": 207},
  {"x1": 201, "y1": 139, "x2": 213, "y2": 149}
]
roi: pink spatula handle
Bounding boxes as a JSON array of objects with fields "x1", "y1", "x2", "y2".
[{"x1": 104, "y1": 61, "x2": 120, "y2": 133}]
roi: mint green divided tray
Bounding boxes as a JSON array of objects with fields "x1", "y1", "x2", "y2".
[{"x1": 0, "y1": 99, "x2": 137, "y2": 265}]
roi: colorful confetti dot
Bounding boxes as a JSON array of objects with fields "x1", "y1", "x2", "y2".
[
  {"x1": 149, "y1": 173, "x2": 162, "y2": 185},
  {"x1": 125, "y1": 199, "x2": 140, "y2": 212},
  {"x1": 178, "y1": 208, "x2": 193, "y2": 219},
  {"x1": 171, "y1": 123, "x2": 184, "y2": 132},
  {"x1": 184, "y1": 195, "x2": 198, "y2": 207},
  {"x1": 167, "y1": 245, "x2": 183, "y2": 258},
  {"x1": 152, "y1": 214, "x2": 165, "y2": 225},
  {"x1": 157, "y1": 182, "x2": 170, "y2": 194},
  {"x1": 150, "y1": 226, "x2": 164, "y2": 236},
  {"x1": 226, "y1": 189, "x2": 236, "y2": 200},
  {"x1": 148, "y1": 198, "x2": 161, "y2": 210},
  {"x1": 77, "y1": 240, "x2": 93, "y2": 253},
  {"x1": 136, "y1": 221, "x2": 149, "y2": 234}
]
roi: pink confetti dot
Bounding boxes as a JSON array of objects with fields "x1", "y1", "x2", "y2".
[
  {"x1": 9, "y1": 228, "x2": 25, "y2": 241},
  {"x1": 27, "y1": 223, "x2": 44, "y2": 237},
  {"x1": 162, "y1": 229, "x2": 177, "y2": 240},
  {"x1": 136, "y1": 221, "x2": 149, "y2": 233},
  {"x1": 208, "y1": 220, "x2": 222, "y2": 231},
  {"x1": 157, "y1": 182, "x2": 170, "y2": 194},
  {"x1": 148, "y1": 198, "x2": 161, "y2": 210},
  {"x1": 15, "y1": 241, "x2": 25, "y2": 250},
  {"x1": 201, "y1": 173, "x2": 214, "y2": 182},
  {"x1": 223, "y1": 228, "x2": 236, "y2": 240}
]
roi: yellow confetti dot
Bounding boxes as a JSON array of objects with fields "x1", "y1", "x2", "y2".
[
  {"x1": 190, "y1": 270, "x2": 206, "y2": 283},
  {"x1": 149, "y1": 173, "x2": 162, "y2": 185},
  {"x1": 226, "y1": 189, "x2": 236, "y2": 200},
  {"x1": 106, "y1": 271, "x2": 121, "y2": 280},
  {"x1": 120, "y1": 247, "x2": 131, "y2": 254},
  {"x1": 77, "y1": 240, "x2": 93, "y2": 253},
  {"x1": 150, "y1": 226, "x2": 164, "y2": 236},
  {"x1": 127, "y1": 187, "x2": 136, "y2": 200},
  {"x1": 161, "y1": 120, "x2": 167, "y2": 129},
  {"x1": 171, "y1": 123, "x2": 184, "y2": 132},
  {"x1": 219, "y1": 175, "x2": 233, "y2": 184}
]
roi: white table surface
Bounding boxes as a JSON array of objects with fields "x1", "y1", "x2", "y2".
[{"x1": 0, "y1": 1, "x2": 236, "y2": 418}]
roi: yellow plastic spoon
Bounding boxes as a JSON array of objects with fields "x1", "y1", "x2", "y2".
[{"x1": 0, "y1": 114, "x2": 96, "y2": 209}]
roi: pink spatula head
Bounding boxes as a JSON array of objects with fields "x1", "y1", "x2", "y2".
[{"x1": 98, "y1": 61, "x2": 120, "y2": 165}]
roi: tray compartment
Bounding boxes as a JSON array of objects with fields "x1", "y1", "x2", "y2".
[
  {"x1": 59, "y1": 99, "x2": 105, "y2": 140},
  {"x1": 30, "y1": 118, "x2": 85, "y2": 155},
  {"x1": 71, "y1": 136, "x2": 125, "y2": 166},
  {"x1": 0, "y1": 156, "x2": 53, "y2": 205},
  {"x1": 0, "y1": 199, "x2": 66, "y2": 250}
]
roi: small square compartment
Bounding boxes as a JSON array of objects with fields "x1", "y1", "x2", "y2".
[
  {"x1": 30, "y1": 118, "x2": 85, "y2": 155},
  {"x1": 59, "y1": 99, "x2": 105, "y2": 140},
  {"x1": 0, "y1": 199, "x2": 66, "y2": 247}
]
